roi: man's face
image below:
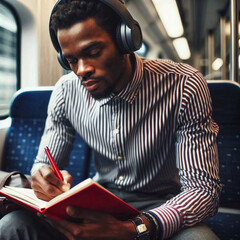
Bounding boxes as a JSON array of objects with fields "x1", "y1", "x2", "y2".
[{"x1": 57, "y1": 18, "x2": 132, "y2": 100}]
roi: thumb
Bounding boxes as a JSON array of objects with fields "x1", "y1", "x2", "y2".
[
  {"x1": 66, "y1": 206, "x2": 82, "y2": 218},
  {"x1": 61, "y1": 170, "x2": 73, "y2": 185}
]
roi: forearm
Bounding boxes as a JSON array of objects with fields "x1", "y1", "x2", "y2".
[
  {"x1": 148, "y1": 183, "x2": 220, "y2": 239},
  {"x1": 32, "y1": 80, "x2": 76, "y2": 173}
]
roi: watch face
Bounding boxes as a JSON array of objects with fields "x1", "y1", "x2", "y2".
[{"x1": 137, "y1": 223, "x2": 147, "y2": 233}]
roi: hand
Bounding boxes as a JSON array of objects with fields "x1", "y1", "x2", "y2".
[
  {"x1": 31, "y1": 165, "x2": 73, "y2": 201},
  {"x1": 48, "y1": 206, "x2": 136, "y2": 240}
]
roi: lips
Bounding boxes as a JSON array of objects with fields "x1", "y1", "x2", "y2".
[{"x1": 82, "y1": 79, "x2": 99, "y2": 92}]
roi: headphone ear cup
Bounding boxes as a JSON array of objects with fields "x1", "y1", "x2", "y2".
[
  {"x1": 57, "y1": 52, "x2": 71, "y2": 70},
  {"x1": 129, "y1": 22, "x2": 142, "y2": 51},
  {"x1": 116, "y1": 21, "x2": 142, "y2": 53},
  {"x1": 116, "y1": 23, "x2": 126, "y2": 53}
]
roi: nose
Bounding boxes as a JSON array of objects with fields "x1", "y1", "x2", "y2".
[{"x1": 77, "y1": 59, "x2": 94, "y2": 80}]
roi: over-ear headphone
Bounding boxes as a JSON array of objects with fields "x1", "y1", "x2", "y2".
[{"x1": 49, "y1": 0, "x2": 142, "y2": 70}]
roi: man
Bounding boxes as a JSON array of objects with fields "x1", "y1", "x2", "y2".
[{"x1": 0, "y1": 0, "x2": 221, "y2": 239}]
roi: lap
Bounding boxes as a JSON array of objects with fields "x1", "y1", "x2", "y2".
[
  {"x1": 0, "y1": 209, "x2": 67, "y2": 240},
  {"x1": 169, "y1": 223, "x2": 219, "y2": 240},
  {"x1": 0, "y1": 209, "x2": 219, "y2": 240}
]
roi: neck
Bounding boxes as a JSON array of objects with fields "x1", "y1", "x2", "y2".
[{"x1": 114, "y1": 53, "x2": 135, "y2": 94}]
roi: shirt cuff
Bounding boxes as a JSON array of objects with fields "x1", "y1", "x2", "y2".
[
  {"x1": 148, "y1": 205, "x2": 182, "y2": 239},
  {"x1": 30, "y1": 163, "x2": 49, "y2": 176}
]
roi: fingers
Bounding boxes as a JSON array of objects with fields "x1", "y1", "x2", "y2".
[
  {"x1": 61, "y1": 170, "x2": 73, "y2": 186},
  {"x1": 47, "y1": 219, "x2": 76, "y2": 240},
  {"x1": 66, "y1": 206, "x2": 84, "y2": 218},
  {"x1": 47, "y1": 208, "x2": 127, "y2": 240},
  {"x1": 47, "y1": 218, "x2": 81, "y2": 240},
  {"x1": 31, "y1": 166, "x2": 72, "y2": 201},
  {"x1": 66, "y1": 206, "x2": 112, "y2": 222}
]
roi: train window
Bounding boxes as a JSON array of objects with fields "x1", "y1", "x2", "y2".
[{"x1": 0, "y1": 2, "x2": 20, "y2": 118}]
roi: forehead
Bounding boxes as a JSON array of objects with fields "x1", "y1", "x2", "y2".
[{"x1": 57, "y1": 18, "x2": 111, "y2": 50}]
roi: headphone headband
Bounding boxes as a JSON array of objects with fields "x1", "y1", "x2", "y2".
[
  {"x1": 49, "y1": 0, "x2": 142, "y2": 69},
  {"x1": 99, "y1": 0, "x2": 135, "y2": 28}
]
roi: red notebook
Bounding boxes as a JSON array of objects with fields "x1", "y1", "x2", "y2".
[{"x1": 0, "y1": 178, "x2": 140, "y2": 220}]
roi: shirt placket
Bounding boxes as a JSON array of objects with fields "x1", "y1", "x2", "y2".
[{"x1": 111, "y1": 98, "x2": 125, "y2": 185}]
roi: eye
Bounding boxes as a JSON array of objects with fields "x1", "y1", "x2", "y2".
[
  {"x1": 88, "y1": 48, "x2": 101, "y2": 58},
  {"x1": 86, "y1": 45, "x2": 104, "y2": 58}
]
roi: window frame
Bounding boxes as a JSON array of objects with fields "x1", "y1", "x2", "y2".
[{"x1": 0, "y1": 0, "x2": 21, "y2": 119}]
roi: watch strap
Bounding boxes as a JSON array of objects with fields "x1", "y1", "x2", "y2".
[{"x1": 131, "y1": 217, "x2": 150, "y2": 240}]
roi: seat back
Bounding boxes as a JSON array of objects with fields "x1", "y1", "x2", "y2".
[
  {"x1": 207, "y1": 80, "x2": 240, "y2": 208},
  {"x1": 2, "y1": 88, "x2": 95, "y2": 186}
]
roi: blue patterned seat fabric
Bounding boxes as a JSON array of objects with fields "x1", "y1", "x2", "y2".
[
  {"x1": 204, "y1": 81, "x2": 240, "y2": 240},
  {"x1": 205, "y1": 212, "x2": 240, "y2": 240},
  {"x1": 208, "y1": 81, "x2": 240, "y2": 208},
  {"x1": 2, "y1": 88, "x2": 96, "y2": 186},
  {"x1": 3, "y1": 118, "x2": 46, "y2": 174}
]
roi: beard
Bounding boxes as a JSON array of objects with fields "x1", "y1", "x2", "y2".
[{"x1": 88, "y1": 83, "x2": 115, "y2": 100}]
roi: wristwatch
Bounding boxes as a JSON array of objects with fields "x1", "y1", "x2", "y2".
[{"x1": 131, "y1": 217, "x2": 150, "y2": 240}]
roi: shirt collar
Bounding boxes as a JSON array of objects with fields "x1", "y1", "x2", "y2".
[{"x1": 97, "y1": 53, "x2": 144, "y2": 106}]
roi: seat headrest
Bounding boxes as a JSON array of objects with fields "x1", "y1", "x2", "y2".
[
  {"x1": 207, "y1": 81, "x2": 240, "y2": 124},
  {"x1": 10, "y1": 88, "x2": 53, "y2": 119}
]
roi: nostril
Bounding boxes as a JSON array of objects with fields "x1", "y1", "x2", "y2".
[
  {"x1": 82, "y1": 72, "x2": 92, "y2": 82},
  {"x1": 77, "y1": 59, "x2": 95, "y2": 81}
]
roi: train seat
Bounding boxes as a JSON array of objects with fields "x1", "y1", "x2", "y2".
[
  {"x1": 204, "y1": 80, "x2": 240, "y2": 240},
  {"x1": 0, "y1": 88, "x2": 95, "y2": 186}
]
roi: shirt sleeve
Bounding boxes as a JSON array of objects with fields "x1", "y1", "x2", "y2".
[
  {"x1": 31, "y1": 79, "x2": 75, "y2": 175},
  {"x1": 148, "y1": 72, "x2": 221, "y2": 239}
]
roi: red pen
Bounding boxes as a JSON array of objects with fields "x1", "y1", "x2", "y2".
[{"x1": 44, "y1": 147, "x2": 64, "y2": 181}]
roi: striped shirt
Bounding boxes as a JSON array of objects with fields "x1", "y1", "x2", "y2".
[{"x1": 32, "y1": 53, "x2": 221, "y2": 239}]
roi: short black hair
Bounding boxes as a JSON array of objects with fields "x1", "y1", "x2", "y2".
[{"x1": 50, "y1": 0, "x2": 121, "y2": 46}]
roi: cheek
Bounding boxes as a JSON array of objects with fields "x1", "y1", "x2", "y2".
[{"x1": 102, "y1": 54, "x2": 124, "y2": 80}]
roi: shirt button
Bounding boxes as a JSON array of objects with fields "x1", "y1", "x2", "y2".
[
  {"x1": 114, "y1": 129, "x2": 119, "y2": 134},
  {"x1": 117, "y1": 156, "x2": 123, "y2": 161},
  {"x1": 119, "y1": 176, "x2": 124, "y2": 181}
]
